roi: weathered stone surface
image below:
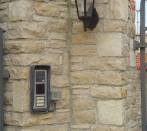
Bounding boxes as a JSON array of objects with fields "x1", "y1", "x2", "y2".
[
  {"x1": 12, "y1": 80, "x2": 29, "y2": 112},
  {"x1": 21, "y1": 111, "x2": 70, "y2": 126},
  {"x1": 56, "y1": 88, "x2": 70, "y2": 109},
  {"x1": 72, "y1": 88, "x2": 90, "y2": 96},
  {"x1": 5, "y1": 66, "x2": 29, "y2": 80},
  {"x1": 97, "y1": 33, "x2": 124, "y2": 57},
  {"x1": 9, "y1": 0, "x2": 33, "y2": 21},
  {"x1": 5, "y1": 112, "x2": 23, "y2": 126},
  {"x1": 40, "y1": 125, "x2": 68, "y2": 131},
  {"x1": 7, "y1": 20, "x2": 67, "y2": 39},
  {"x1": 71, "y1": 70, "x2": 125, "y2": 85},
  {"x1": 34, "y1": 2, "x2": 67, "y2": 18},
  {"x1": 71, "y1": 70, "x2": 97, "y2": 84},
  {"x1": 73, "y1": 97, "x2": 96, "y2": 110},
  {"x1": 104, "y1": 20, "x2": 127, "y2": 32},
  {"x1": 105, "y1": 0, "x2": 128, "y2": 20},
  {"x1": 51, "y1": 75, "x2": 69, "y2": 88},
  {"x1": 4, "y1": 54, "x2": 62, "y2": 66},
  {"x1": 71, "y1": 45, "x2": 97, "y2": 56},
  {"x1": 84, "y1": 56, "x2": 127, "y2": 70},
  {"x1": 4, "y1": 40, "x2": 46, "y2": 54},
  {"x1": 91, "y1": 125, "x2": 125, "y2": 131},
  {"x1": 73, "y1": 110, "x2": 96, "y2": 124},
  {"x1": 5, "y1": 111, "x2": 69, "y2": 126},
  {"x1": 98, "y1": 100, "x2": 125, "y2": 125},
  {"x1": 91, "y1": 86, "x2": 127, "y2": 99},
  {"x1": 72, "y1": 33, "x2": 97, "y2": 44}
]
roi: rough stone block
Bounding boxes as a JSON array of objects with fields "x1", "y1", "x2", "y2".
[
  {"x1": 12, "y1": 80, "x2": 29, "y2": 112},
  {"x1": 91, "y1": 86, "x2": 127, "y2": 99},
  {"x1": 73, "y1": 110, "x2": 96, "y2": 124},
  {"x1": 9, "y1": 0, "x2": 33, "y2": 21},
  {"x1": 91, "y1": 125, "x2": 125, "y2": 131},
  {"x1": 34, "y1": 2, "x2": 67, "y2": 18},
  {"x1": 73, "y1": 97, "x2": 96, "y2": 110},
  {"x1": 71, "y1": 45, "x2": 97, "y2": 56},
  {"x1": 105, "y1": 0, "x2": 128, "y2": 20}
]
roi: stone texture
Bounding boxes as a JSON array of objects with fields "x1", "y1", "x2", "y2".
[
  {"x1": 9, "y1": 0, "x2": 33, "y2": 21},
  {"x1": 0, "y1": 0, "x2": 139, "y2": 131},
  {"x1": 91, "y1": 125, "x2": 125, "y2": 131},
  {"x1": 97, "y1": 33, "x2": 124, "y2": 56},
  {"x1": 91, "y1": 86, "x2": 127, "y2": 99},
  {"x1": 98, "y1": 100, "x2": 125, "y2": 125},
  {"x1": 73, "y1": 110, "x2": 96, "y2": 124}
]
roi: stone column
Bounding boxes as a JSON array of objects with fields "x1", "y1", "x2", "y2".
[
  {"x1": 0, "y1": 0, "x2": 139, "y2": 131},
  {"x1": 70, "y1": 0, "x2": 139, "y2": 131}
]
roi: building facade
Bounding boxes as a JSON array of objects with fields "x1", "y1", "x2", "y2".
[{"x1": 0, "y1": 0, "x2": 140, "y2": 131}]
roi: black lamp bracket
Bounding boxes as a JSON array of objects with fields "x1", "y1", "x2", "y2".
[{"x1": 79, "y1": 8, "x2": 99, "y2": 31}]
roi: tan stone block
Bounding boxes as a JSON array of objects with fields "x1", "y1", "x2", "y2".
[
  {"x1": 4, "y1": 91, "x2": 12, "y2": 105},
  {"x1": 97, "y1": 71, "x2": 125, "y2": 85},
  {"x1": 71, "y1": 63, "x2": 86, "y2": 71},
  {"x1": 98, "y1": 100, "x2": 125, "y2": 125},
  {"x1": 12, "y1": 80, "x2": 29, "y2": 112},
  {"x1": 4, "y1": 54, "x2": 61, "y2": 66},
  {"x1": 0, "y1": 3, "x2": 8, "y2": 22},
  {"x1": 71, "y1": 45, "x2": 97, "y2": 56},
  {"x1": 21, "y1": 111, "x2": 70, "y2": 126},
  {"x1": 91, "y1": 86, "x2": 127, "y2": 99},
  {"x1": 71, "y1": 124, "x2": 91, "y2": 129},
  {"x1": 72, "y1": 33, "x2": 97, "y2": 44},
  {"x1": 73, "y1": 97, "x2": 96, "y2": 110},
  {"x1": 97, "y1": 33, "x2": 124, "y2": 56},
  {"x1": 40, "y1": 125, "x2": 68, "y2": 131},
  {"x1": 72, "y1": 88, "x2": 90, "y2": 96},
  {"x1": 21, "y1": 113, "x2": 56, "y2": 126},
  {"x1": 104, "y1": 20, "x2": 127, "y2": 33},
  {"x1": 91, "y1": 125, "x2": 125, "y2": 131},
  {"x1": 73, "y1": 110, "x2": 96, "y2": 124},
  {"x1": 5, "y1": 112, "x2": 23, "y2": 126},
  {"x1": 51, "y1": 75, "x2": 69, "y2": 88},
  {"x1": 9, "y1": 0, "x2": 33, "y2": 21},
  {"x1": 7, "y1": 20, "x2": 67, "y2": 39},
  {"x1": 5, "y1": 126, "x2": 21, "y2": 131},
  {"x1": 21, "y1": 129, "x2": 40, "y2": 131},
  {"x1": 84, "y1": 56, "x2": 127, "y2": 70},
  {"x1": 105, "y1": 0, "x2": 128, "y2": 20},
  {"x1": 34, "y1": 2, "x2": 67, "y2": 18},
  {"x1": 5, "y1": 66, "x2": 29, "y2": 80},
  {"x1": 95, "y1": 0, "x2": 108, "y2": 4},
  {"x1": 71, "y1": 70, "x2": 125, "y2": 85},
  {"x1": 71, "y1": 70, "x2": 97, "y2": 84},
  {"x1": 7, "y1": 22, "x2": 46, "y2": 39},
  {"x1": 56, "y1": 88, "x2": 70, "y2": 109},
  {"x1": 5, "y1": 40, "x2": 46, "y2": 54}
]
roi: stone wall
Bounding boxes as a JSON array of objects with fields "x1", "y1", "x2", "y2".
[{"x1": 0, "y1": 0, "x2": 140, "y2": 131}]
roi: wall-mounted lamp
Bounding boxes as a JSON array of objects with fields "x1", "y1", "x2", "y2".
[{"x1": 75, "y1": 0, "x2": 99, "y2": 31}]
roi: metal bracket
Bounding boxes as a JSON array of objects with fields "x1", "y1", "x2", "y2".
[
  {"x1": 51, "y1": 90, "x2": 62, "y2": 101},
  {"x1": 49, "y1": 90, "x2": 62, "y2": 112},
  {"x1": 133, "y1": 40, "x2": 147, "y2": 50}
]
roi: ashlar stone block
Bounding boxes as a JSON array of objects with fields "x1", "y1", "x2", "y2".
[
  {"x1": 98, "y1": 100, "x2": 125, "y2": 125},
  {"x1": 97, "y1": 33, "x2": 124, "y2": 57}
]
